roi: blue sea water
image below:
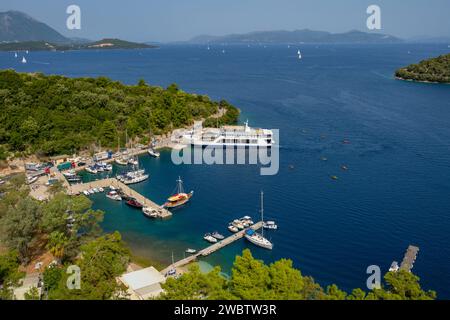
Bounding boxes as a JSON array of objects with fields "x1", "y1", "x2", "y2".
[{"x1": 2, "y1": 43, "x2": 450, "y2": 297}]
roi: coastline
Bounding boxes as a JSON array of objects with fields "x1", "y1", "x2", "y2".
[{"x1": 395, "y1": 76, "x2": 450, "y2": 85}]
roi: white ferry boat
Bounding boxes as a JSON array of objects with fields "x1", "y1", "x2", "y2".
[{"x1": 182, "y1": 121, "x2": 274, "y2": 147}]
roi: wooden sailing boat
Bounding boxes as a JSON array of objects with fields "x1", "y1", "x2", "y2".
[{"x1": 163, "y1": 177, "x2": 194, "y2": 209}]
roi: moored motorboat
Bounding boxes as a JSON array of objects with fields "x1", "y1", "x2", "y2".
[
  {"x1": 142, "y1": 206, "x2": 158, "y2": 218},
  {"x1": 263, "y1": 221, "x2": 278, "y2": 230},
  {"x1": 212, "y1": 232, "x2": 225, "y2": 240},
  {"x1": 126, "y1": 198, "x2": 144, "y2": 208},
  {"x1": 85, "y1": 166, "x2": 98, "y2": 174},
  {"x1": 106, "y1": 191, "x2": 122, "y2": 201},
  {"x1": 204, "y1": 233, "x2": 218, "y2": 243},
  {"x1": 115, "y1": 157, "x2": 128, "y2": 166},
  {"x1": 232, "y1": 219, "x2": 244, "y2": 230},
  {"x1": 148, "y1": 148, "x2": 160, "y2": 158},
  {"x1": 228, "y1": 224, "x2": 239, "y2": 233},
  {"x1": 186, "y1": 248, "x2": 197, "y2": 254}
]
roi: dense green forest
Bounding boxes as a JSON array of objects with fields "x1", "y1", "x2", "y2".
[
  {"x1": 0, "y1": 70, "x2": 239, "y2": 157},
  {"x1": 0, "y1": 176, "x2": 437, "y2": 300},
  {"x1": 395, "y1": 53, "x2": 450, "y2": 83}
]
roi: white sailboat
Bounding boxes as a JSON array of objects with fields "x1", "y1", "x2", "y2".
[
  {"x1": 14, "y1": 52, "x2": 18, "y2": 58},
  {"x1": 21, "y1": 56, "x2": 27, "y2": 64},
  {"x1": 245, "y1": 191, "x2": 273, "y2": 250},
  {"x1": 297, "y1": 50, "x2": 302, "y2": 60}
]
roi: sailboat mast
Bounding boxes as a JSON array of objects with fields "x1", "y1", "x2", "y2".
[{"x1": 261, "y1": 190, "x2": 264, "y2": 237}]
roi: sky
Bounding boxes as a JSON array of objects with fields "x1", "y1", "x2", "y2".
[{"x1": 1, "y1": 0, "x2": 449, "y2": 42}]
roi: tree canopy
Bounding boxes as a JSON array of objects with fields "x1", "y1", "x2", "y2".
[
  {"x1": 0, "y1": 70, "x2": 239, "y2": 156},
  {"x1": 159, "y1": 249, "x2": 436, "y2": 301},
  {"x1": 396, "y1": 53, "x2": 450, "y2": 83}
]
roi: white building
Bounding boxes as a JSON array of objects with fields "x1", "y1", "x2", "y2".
[{"x1": 119, "y1": 266, "x2": 166, "y2": 300}]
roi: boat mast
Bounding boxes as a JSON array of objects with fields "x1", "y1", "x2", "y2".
[
  {"x1": 260, "y1": 190, "x2": 264, "y2": 237},
  {"x1": 177, "y1": 176, "x2": 183, "y2": 194}
]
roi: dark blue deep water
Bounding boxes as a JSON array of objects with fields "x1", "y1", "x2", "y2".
[{"x1": 2, "y1": 43, "x2": 450, "y2": 297}]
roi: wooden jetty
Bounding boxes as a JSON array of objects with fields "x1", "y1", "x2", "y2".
[
  {"x1": 68, "y1": 178, "x2": 172, "y2": 219},
  {"x1": 160, "y1": 221, "x2": 264, "y2": 275},
  {"x1": 400, "y1": 245, "x2": 419, "y2": 272}
]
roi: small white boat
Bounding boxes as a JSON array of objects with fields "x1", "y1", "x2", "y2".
[
  {"x1": 106, "y1": 191, "x2": 122, "y2": 201},
  {"x1": 109, "y1": 185, "x2": 116, "y2": 191},
  {"x1": 98, "y1": 187, "x2": 104, "y2": 193},
  {"x1": 128, "y1": 158, "x2": 138, "y2": 166},
  {"x1": 14, "y1": 52, "x2": 18, "y2": 58},
  {"x1": 85, "y1": 166, "x2": 97, "y2": 174},
  {"x1": 204, "y1": 234, "x2": 218, "y2": 243},
  {"x1": 148, "y1": 148, "x2": 160, "y2": 158},
  {"x1": 115, "y1": 157, "x2": 128, "y2": 166},
  {"x1": 93, "y1": 188, "x2": 99, "y2": 193},
  {"x1": 212, "y1": 232, "x2": 225, "y2": 240},
  {"x1": 83, "y1": 190, "x2": 90, "y2": 196},
  {"x1": 21, "y1": 56, "x2": 27, "y2": 64},
  {"x1": 263, "y1": 221, "x2": 278, "y2": 230},
  {"x1": 389, "y1": 261, "x2": 399, "y2": 272},
  {"x1": 232, "y1": 219, "x2": 245, "y2": 230},
  {"x1": 228, "y1": 225, "x2": 239, "y2": 233},
  {"x1": 186, "y1": 248, "x2": 197, "y2": 254},
  {"x1": 142, "y1": 206, "x2": 158, "y2": 218}
]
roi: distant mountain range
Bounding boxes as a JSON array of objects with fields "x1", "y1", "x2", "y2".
[
  {"x1": 0, "y1": 11, "x2": 69, "y2": 43},
  {"x1": 0, "y1": 11, "x2": 154, "y2": 51},
  {"x1": 187, "y1": 29, "x2": 402, "y2": 44}
]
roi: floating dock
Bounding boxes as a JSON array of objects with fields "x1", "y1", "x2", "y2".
[
  {"x1": 160, "y1": 221, "x2": 264, "y2": 275},
  {"x1": 400, "y1": 245, "x2": 420, "y2": 272},
  {"x1": 68, "y1": 178, "x2": 172, "y2": 219}
]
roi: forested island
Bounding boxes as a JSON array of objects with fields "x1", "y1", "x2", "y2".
[
  {"x1": 395, "y1": 53, "x2": 450, "y2": 84},
  {"x1": 0, "y1": 70, "x2": 239, "y2": 158},
  {"x1": 0, "y1": 38, "x2": 155, "y2": 52}
]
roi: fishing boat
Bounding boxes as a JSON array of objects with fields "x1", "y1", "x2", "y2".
[
  {"x1": 186, "y1": 248, "x2": 197, "y2": 254},
  {"x1": 212, "y1": 232, "x2": 225, "y2": 240},
  {"x1": 148, "y1": 148, "x2": 160, "y2": 158},
  {"x1": 163, "y1": 177, "x2": 194, "y2": 209},
  {"x1": 126, "y1": 198, "x2": 144, "y2": 208},
  {"x1": 228, "y1": 225, "x2": 239, "y2": 233},
  {"x1": 142, "y1": 206, "x2": 158, "y2": 218},
  {"x1": 245, "y1": 191, "x2": 273, "y2": 250},
  {"x1": 263, "y1": 221, "x2": 278, "y2": 230},
  {"x1": 204, "y1": 233, "x2": 218, "y2": 243}
]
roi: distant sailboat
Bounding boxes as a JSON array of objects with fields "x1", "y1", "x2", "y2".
[
  {"x1": 222, "y1": 49, "x2": 225, "y2": 54},
  {"x1": 26, "y1": 50, "x2": 29, "y2": 54},
  {"x1": 21, "y1": 56, "x2": 27, "y2": 64},
  {"x1": 297, "y1": 50, "x2": 302, "y2": 60},
  {"x1": 14, "y1": 52, "x2": 17, "y2": 58}
]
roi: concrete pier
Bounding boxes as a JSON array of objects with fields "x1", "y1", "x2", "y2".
[
  {"x1": 160, "y1": 221, "x2": 264, "y2": 275},
  {"x1": 400, "y1": 245, "x2": 419, "y2": 272},
  {"x1": 68, "y1": 178, "x2": 172, "y2": 219}
]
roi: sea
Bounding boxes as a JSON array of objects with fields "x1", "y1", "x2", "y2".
[{"x1": 1, "y1": 43, "x2": 450, "y2": 298}]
